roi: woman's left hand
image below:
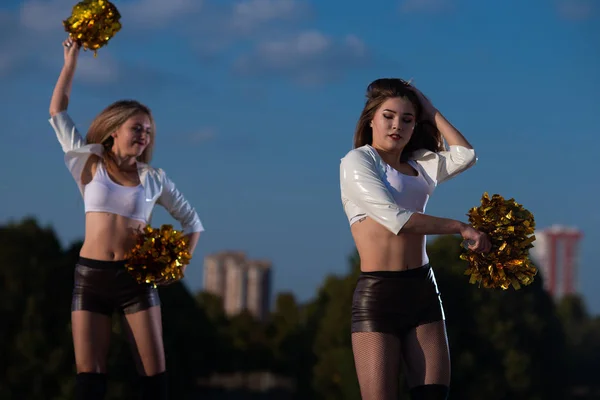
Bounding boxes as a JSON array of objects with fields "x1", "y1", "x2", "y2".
[{"x1": 408, "y1": 84, "x2": 437, "y2": 120}]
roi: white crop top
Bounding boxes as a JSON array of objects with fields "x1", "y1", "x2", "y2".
[
  {"x1": 340, "y1": 144, "x2": 477, "y2": 234},
  {"x1": 84, "y1": 161, "x2": 147, "y2": 223},
  {"x1": 49, "y1": 111, "x2": 205, "y2": 234},
  {"x1": 349, "y1": 161, "x2": 433, "y2": 225}
]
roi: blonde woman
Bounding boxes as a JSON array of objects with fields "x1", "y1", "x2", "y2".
[{"x1": 50, "y1": 37, "x2": 204, "y2": 400}]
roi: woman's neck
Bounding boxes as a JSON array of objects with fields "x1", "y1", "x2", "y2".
[
  {"x1": 107, "y1": 149, "x2": 137, "y2": 171},
  {"x1": 371, "y1": 144, "x2": 403, "y2": 168}
]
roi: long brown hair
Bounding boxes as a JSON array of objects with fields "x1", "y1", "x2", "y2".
[
  {"x1": 86, "y1": 100, "x2": 156, "y2": 165},
  {"x1": 353, "y1": 78, "x2": 443, "y2": 160}
]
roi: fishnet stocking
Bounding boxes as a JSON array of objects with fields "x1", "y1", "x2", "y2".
[
  {"x1": 400, "y1": 321, "x2": 450, "y2": 388},
  {"x1": 352, "y1": 321, "x2": 450, "y2": 400},
  {"x1": 352, "y1": 332, "x2": 401, "y2": 400}
]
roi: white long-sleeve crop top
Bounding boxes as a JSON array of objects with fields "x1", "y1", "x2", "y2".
[
  {"x1": 340, "y1": 144, "x2": 477, "y2": 234},
  {"x1": 49, "y1": 111, "x2": 205, "y2": 234}
]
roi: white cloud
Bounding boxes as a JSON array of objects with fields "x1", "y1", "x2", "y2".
[
  {"x1": 2, "y1": 0, "x2": 368, "y2": 86},
  {"x1": 120, "y1": 0, "x2": 203, "y2": 27},
  {"x1": 19, "y1": 0, "x2": 72, "y2": 33},
  {"x1": 18, "y1": 0, "x2": 202, "y2": 32},
  {"x1": 188, "y1": 128, "x2": 217, "y2": 144},
  {"x1": 0, "y1": 0, "x2": 124, "y2": 81},
  {"x1": 344, "y1": 34, "x2": 367, "y2": 57},
  {"x1": 556, "y1": 0, "x2": 597, "y2": 20},
  {"x1": 234, "y1": 30, "x2": 369, "y2": 84},
  {"x1": 187, "y1": 0, "x2": 313, "y2": 57},
  {"x1": 399, "y1": 0, "x2": 452, "y2": 13},
  {"x1": 231, "y1": 0, "x2": 310, "y2": 32}
]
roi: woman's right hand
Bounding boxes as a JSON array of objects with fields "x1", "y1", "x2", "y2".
[
  {"x1": 460, "y1": 224, "x2": 492, "y2": 253},
  {"x1": 63, "y1": 36, "x2": 81, "y2": 68}
]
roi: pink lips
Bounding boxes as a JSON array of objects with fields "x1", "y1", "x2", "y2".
[{"x1": 389, "y1": 134, "x2": 401, "y2": 140}]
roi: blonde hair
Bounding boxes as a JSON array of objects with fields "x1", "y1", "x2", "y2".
[{"x1": 86, "y1": 100, "x2": 156, "y2": 164}]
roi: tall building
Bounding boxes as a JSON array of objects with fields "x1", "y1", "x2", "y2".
[
  {"x1": 202, "y1": 251, "x2": 272, "y2": 320},
  {"x1": 203, "y1": 251, "x2": 245, "y2": 299},
  {"x1": 223, "y1": 258, "x2": 247, "y2": 317},
  {"x1": 530, "y1": 225, "x2": 583, "y2": 298},
  {"x1": 246, "y1": 260, "x2": 272, "y2": 322}
]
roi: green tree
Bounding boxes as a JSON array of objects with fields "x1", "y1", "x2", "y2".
[
  {"x1": 267, "y1": 292, "x2": 317, "y2": 399},
  {"x1": 430, "y1": 235, "x2": 568, "y2": 400},
  {"x1": 0, "y1": 218, "x2": 223, "y2": 399},
  {"x1": 309, "y1": 252, "x2": 361, "y2": 400},
  {"x1": 557, "y1": 294, "x2": 600, "y2": 399},
  {"x1": 0, "y1": 218, "x2": 75, "y2": 399},
  {"x1": 306, "y1": 235, "x2": 569, "y2": 400}
]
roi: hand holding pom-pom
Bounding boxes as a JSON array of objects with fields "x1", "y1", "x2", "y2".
[
  {"x1": 125, "y1": 225, "x2": 192, "y2": 288},
  {"x1": 461, "y1": 192, "x2": 538, "y2": 290},
  {"x1": 63, "y1": 0, "x2": 122, "y2": 57}
]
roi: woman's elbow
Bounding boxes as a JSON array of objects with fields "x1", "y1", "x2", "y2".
[{"x1": 49, "y1": 107, "x2": 66, "y2": 117}]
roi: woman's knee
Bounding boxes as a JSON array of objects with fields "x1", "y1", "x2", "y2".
[
  {"x1": 122, "y1": 306, "x2": 166, "y2": 376},
  {"x1": 74, "y1": 346, "x2": 109, "y2": 373},
  {"x1": 75, "y1": 361, "x2": 108, "y2": 374}
]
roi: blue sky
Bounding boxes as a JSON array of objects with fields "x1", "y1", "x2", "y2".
[{"x1": 1, "y1": 0, "x2": 599, "y2": 313}]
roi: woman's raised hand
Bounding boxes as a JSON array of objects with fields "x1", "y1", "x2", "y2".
[{"x1": 63, "y1": 36, "x2": 81, "y2": 68}]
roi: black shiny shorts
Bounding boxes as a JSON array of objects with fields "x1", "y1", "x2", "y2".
[
  {"x1": 72, "y1": 257, "x2": 160, "y2": 316},
  {"x1": 351, "y1": 264, "x2": 445, "y2": 336}
]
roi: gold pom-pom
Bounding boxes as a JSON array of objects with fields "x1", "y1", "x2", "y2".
[
  {"x1": 63, "y1": 0, "x2": 122, "y2": 57},
  {"x1": 125, "y1": 225, "x2": 192, "y2": 288},
  {"x1": 460, "y1": 192, "x2": 538, "y2": 290}
]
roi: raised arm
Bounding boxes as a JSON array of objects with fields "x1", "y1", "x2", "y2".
[
  {"x1": 49, "y1": 37, "x2": 88, "y2": 153},
  {"x1": 410, "y1": 85, "x2": 477, "y2": 183},
  {"x1": 50, "y1": 37, "x2": 81, "y2": 116}
]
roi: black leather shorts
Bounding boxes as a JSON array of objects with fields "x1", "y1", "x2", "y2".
[
  {"x1": 72, "y1": 257, "x2": 160, "y2": 316},
  {"x1": 351, "y1": 264, "x2": 445, "y2": 337}
]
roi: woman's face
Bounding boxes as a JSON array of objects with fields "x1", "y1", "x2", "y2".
[
  {"x1": 111, "y1": 113, "x2": 152, "y2": 158},
  {"x1": 370, "y1": 96, "x2": 416, "y2": 154}
]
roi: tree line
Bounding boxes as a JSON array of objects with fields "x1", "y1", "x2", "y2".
[{"x1": 1, "y1": 218, "x2": 599, "y2": 399}]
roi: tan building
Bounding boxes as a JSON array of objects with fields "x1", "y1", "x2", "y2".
[
  {"x1": 203, "y1": 251, "x2": 245, "y2": 297},
  {"x1": 203, "y1": 251, "x2": 272, "y2": 320}
]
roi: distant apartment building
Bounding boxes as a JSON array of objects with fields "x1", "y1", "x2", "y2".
[
  {"x1": 203, "y1": 251, "x2": 272, "y2": 321},
  {"x1": 530, "y1": 225, "x2": 583, "y2": 299},
  {"x1": 246, "y1": 260, "x2": 272, "y2": 321}
]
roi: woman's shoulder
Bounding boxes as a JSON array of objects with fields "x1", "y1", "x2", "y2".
[
  {"x1": 64, "y1": 143, "x2": 104, "y2": 169},
  {"x1": 138, "y1": 162, "x2": 169, "y2": 184},
  {"x1": 340, "y1": 144, "x2": 378, "y2": 165},
  {"x1": 407, "y1": 147, "x2": 438, "y2": 161}
]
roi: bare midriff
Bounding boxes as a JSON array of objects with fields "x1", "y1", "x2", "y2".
[
  {"x1": 79, "y1": 212, "x2": 146, "y2": 261},
  {"x1": 351, "y1": 216, "x2": 428, "y2": 272}
]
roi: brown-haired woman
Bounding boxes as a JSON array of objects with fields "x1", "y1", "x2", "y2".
[
  {"x1": 340, "y1": 78, "x2": 491, "y2": 400},
  {"x1": 49, "y1": 37, "x2": 205, "y2": 400}
]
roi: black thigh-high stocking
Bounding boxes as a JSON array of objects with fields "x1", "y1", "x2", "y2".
[
  {"x1": 401, "y1": 321, "x2": 450, "y2": 400},
  {"x1": 409, "y1": 384, "x2": 449, "y2": 399},
  {"x1": 75, "y1": 372, "x2": 107, "y2": 400},
  {"x1": 351, "y1": 332, "x2": 402, "y2": 400},
  {"x1": 139, "y1": 371, "x2": 168, "y2": 400}
]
